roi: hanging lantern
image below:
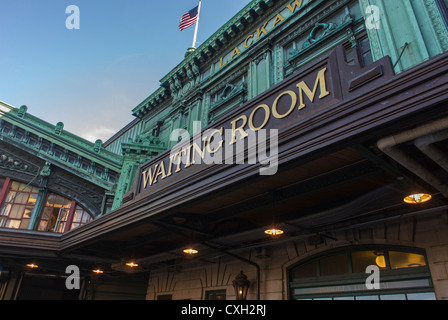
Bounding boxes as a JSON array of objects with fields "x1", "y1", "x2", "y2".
[{"x1": 232, "y1": 271, "x2": 250, "y2": 300}]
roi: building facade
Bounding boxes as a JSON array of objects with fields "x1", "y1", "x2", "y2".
[{"x1": 2, "y1": 0, "x2": 448, "y2": 300}]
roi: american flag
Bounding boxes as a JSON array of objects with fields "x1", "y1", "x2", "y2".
[{"x1": 179, "y1": 6, "x2": 199, "y2": 31}]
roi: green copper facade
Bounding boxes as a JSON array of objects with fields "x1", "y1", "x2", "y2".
[
  {"x1": 0, "y1": 100, "x2": 122, "y2": 223},
  {"x1": 2, "y1": 0, "x2": 448, "y2": 301},
  {"x1": 359, "y1": 0, "x2": 448, "y2": 72},
  {"x1": 105, "y1": 0, "x2": 448, "y2": 210},
  {"x1": 6, "y1": 0, "x2": 447, "y2": 214}
]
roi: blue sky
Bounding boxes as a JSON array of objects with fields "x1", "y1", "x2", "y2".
[{"x1": 0, "y1": 0, "x2": 251, "y2": 142}]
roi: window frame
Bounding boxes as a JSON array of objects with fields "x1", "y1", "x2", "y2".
[
  {"x1": 38, "y1": 193, "x2": 74, "y2": 232},
  {"x1": 0, "y1": 179, "x2": 39, "y2": 230},
  {"x1": 205, "y1": 289, "x2": 227, "y2": 300},
  {"x1": 0, "y1": 179, "x2": 95, "y2": 233},
  {"x1": 288, "y1": 246, "x2": 435, "y2": 300}
]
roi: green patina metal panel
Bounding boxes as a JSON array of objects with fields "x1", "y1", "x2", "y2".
[
  {"x1": 108, "y1": 0, "x2": 448, "y2": 210},
  {"x1": 359, "y1": 0, "x2": 448, "y2": 72}
]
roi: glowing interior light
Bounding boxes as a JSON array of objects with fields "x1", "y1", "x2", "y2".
[
  {"x1": 183, "y1": 248, "x2": 199, "y2": 255},
  {"x1": 125, "y1": 262, "x2": 139, "y2": 267},
  {"x1": 403, "y1": 193, "x2": 432, "y2": 204},
  {"x1": 264, "y1": 228, "x2": 284, "y2": 236}
]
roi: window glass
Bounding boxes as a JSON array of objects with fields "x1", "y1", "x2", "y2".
[
  {"x1": 205, "y1": 290, "x2": 226, "y2": 300},
  {"x1": 28, "y1": 193, "x2": 37, "y2": 206},
  {"x1": 54, "y1": 208, "x2": 71, "y2": 233},
  {"x1": 380, "y1": 294, "x2": 406, "y2": 300},
  {"x1": 352, "y1": 250, "x2": 387, "y2": 272},
  {"x1": 5, "y1": 192, "x2": 16, "y2": 203},
  {"x1": 10, "y1": 181, "x2": 20, "y2": 191},
  {"x1": 389, "y1": 251, "x2": 426, "y2": 269},
  {"x1": 289, "y1": 247, "x2": 435, "y2": 300},
  {"x1": 0, "y1": 181, "x2": 39, "y2": 230},
  {"x1": 69, "y1": 205, "x2": 92, "y2": 231},
  {"x1": 10, "y1": 205, "x2": 25, "y2": 219},
  {"x1": 356, "y1": 295, "x2": 379, "y2": 300},
  {"x1": 407, "y1": 292, "x2": 436, "y2": 300},
  {"x1": 38, "y1": 193, "x2": 72, "y2": 232},
  {"x1": 291, "y1": 261, "x2": 317, "y2": 280},
  {"x1": 319, "y1": 254, "x2": 348, "y2": 276},
  {"x1": 5, "y1": 220, "x2": 20, "y2": 229},
  {"x1": 1, "y1": 204, "x2": 12, "y2": 216},
  {"x1": 46, "y1": 194, "x2": 56, "y2": 206}
]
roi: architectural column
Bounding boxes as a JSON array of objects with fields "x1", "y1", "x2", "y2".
[
  {"x1": 28, "y1": 162, "x2": 51, "y2": 231},
  {"x1": 112, "y1": 136, "x2": 165, "y2": 210},
  {"x1": 359, "y1": 0, "x2": 448, "y2": 72},
  {"x1": 28, "y1": 187, "x2": 47, "y2": 231},
  {"x1": 273, "y1": 44, "x2": 285, "y2": 85}
]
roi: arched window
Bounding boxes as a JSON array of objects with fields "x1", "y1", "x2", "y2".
[
  {"x1": 69, "y1": 205, "x2": 92, "y2": 231},
  {"x1": 0, "y1": 178, "x2": 93, "y2": 233},
  {"x1": 37, "y1": 193, "x2": 93, "y2": 233},
  {"x1": 38, "y1": 193, "x2": 73, "y2": 232},
  {"x1": 0, "y1": 180, "x2": 38, "y2": 230},
  {"x1": 288, "y1": 246, "x2": 435, "y2": 300}
]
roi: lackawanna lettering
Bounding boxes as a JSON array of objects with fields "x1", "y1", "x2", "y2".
[
  {"x1": 219, "y1": 0, "x2": 309, "y2": 69},
  {"x1": 140, "y1": 67, "x2": 330, "y2": 191}
]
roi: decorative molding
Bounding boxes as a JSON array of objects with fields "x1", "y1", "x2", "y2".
[{"x1": 423, "y1": 0, "x2": 448, "y2": 51}]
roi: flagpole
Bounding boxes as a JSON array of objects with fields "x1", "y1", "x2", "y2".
[{"x1": 192, "y1": 0, "x2": 202, "y2": 48}]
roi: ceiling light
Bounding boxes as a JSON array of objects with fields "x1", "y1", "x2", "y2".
[
  {"x1": 93, "y1": 269, "x2": 104, "y2": 274},
  {"x1": 125, "y1": 262, "x2": 139, "y2": 268},
  {"x1": 403, "y1": 193, "x2": 432, "y2": 204},
  {"x1": 183, "y1": 248, "x2": 199, "y2": 255},
  {"x1": 264, "y1": 227, "x2": 284, "y2": 236},
  {"x1": 26, "y1": 263, "x2": 38, "y2": 268}
]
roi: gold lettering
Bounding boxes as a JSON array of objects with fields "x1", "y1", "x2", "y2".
[
  {"x1": 219, "y1": 56, "x2": 228, "y2": 69},
  {"x1": 286, "y1": 0, "x2": 304, "y2": 13},
  {"x1": 189, "y1": 142, "x2": 206, "y2": 166},
  {"x1": 244, "y1": 34, "x2": 254, "y2": 48},
  {"x1": 153, "y1": 161, "x2": 166, "y2": 183},
  {"x1": 183, "y1": 144, "x2": 194, "y2": 168},
  {"x1": 256, "y1": 21, "x2": 269, "y2": 40},
  {"x1": 296, "y1": 68, "x2": 330, "y2": 110},
  {"x1": 249, "y1": 104, "x2": 270, "y2": 131},
  {"x1": 142, "y1": 164, "x2": 159, "y2": 189},
  {"x1": 230, "y1": 46, "x2": 241, "y2": 60},
  {"x1": 272, "y1": 90, "x2": 298, "y2": 119},
  {"x1": 175, "y1": 150, "x2": 184, "y2": 173},
  {"x1": 272, "y1": 13, "x2": 285, "y2": 29},
  {"x1": 166, "y1": 153, "x2": 178, "y2": 177},
  {"x1": 207, "y1": 128, "x2": 224, "y2": 154},
  {"x1": 230, "y1": 115, "x2": 248, "y2": 145}
]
